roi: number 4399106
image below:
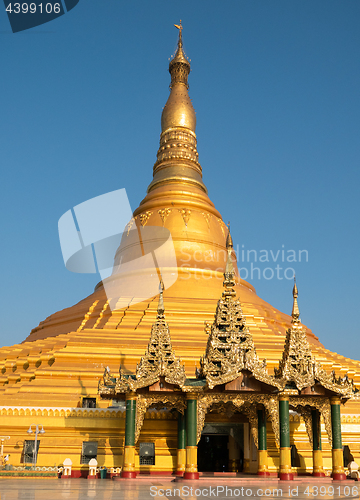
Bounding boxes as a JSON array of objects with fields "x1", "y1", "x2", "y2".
[
  {"x1": 303, "y1": 485, "x2": 358, "y2": 497},
  {"x1": 6, "y1": 3, "x2": 61, "y2": 14}
]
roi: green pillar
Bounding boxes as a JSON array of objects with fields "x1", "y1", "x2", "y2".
[
  {"x1": 125, "y1": 398, "x2": 136, "y2": 446},
  {"x1": 176, "y1": 411, "x2": 186, "y2": 476},
  {"x1": 257, "y1": 408, "x2": 268, "y2": 476},
  {"x1": 121, "y1": 394, "x2": 137, "y2": 478},
  {"x1": 312, "y1": 409, "x2": 325, "y2": 477},
  {"x1": 184, "y1": 396, "x2": 199, "y2": 480},
  {"x1": 178, "y1": 411, "x2": 186, "y2": 449},
  {"x1": 330, "y1": 397, "x2": 346, "y2": 480},
  {"x1": 279, "y1": 395, "x2": 293, "y2": 480},
  {"x1": 186, "y1": 400, "x2": 197, "y2": 446}
]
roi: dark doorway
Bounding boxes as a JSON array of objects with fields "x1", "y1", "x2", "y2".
[{"x1": 198, "y1": 434, "x2": 229, "y2": 472}]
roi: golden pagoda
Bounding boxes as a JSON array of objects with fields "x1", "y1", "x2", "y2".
[{"x1": 1, "y1": 24, "x2": 360, "y2": 479}]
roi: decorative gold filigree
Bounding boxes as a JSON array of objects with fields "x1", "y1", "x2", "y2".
[
  {"x1": 158, "y1": 208, "x2": 172, "y2": 226},
  {"x1": 139, "y1": 211, "x2": 153, "y2": 227},
  {"x1": 135, "y1": 394, "x2": 186, "y2": 443},
  {"x1": 98, "y1": 366, "x2": 117, "y2": 396},
  {"x1": 291, "y1": 406, "x2": 313, "y2": 447},
  {"x1": 199, "y1": 229, "x2": 281, "y2": 391},
  {"x1": 178, "y1": 209, "x2": 191, "y2": 227},
  {"x1": 242, "y1": 404, "x2": 259, "y2": 448},
  {"x1": 196, "y1": 393, "x2": 280, "y2": 448},
  {"x1": 115, "y1": 366, "x2": 131, "y2": 393},
  {"x1": 129, "y1": 282, "x2": 186, "y2": 391},
  {"x1": 313, "y1": 363, "x2": 356, "y2": 398},
  {"x1": 275, "y1": 282, "x2": 355, "y2": 398},
  {"x1": 289, "y1": 397, "x2": 332, "y2": 447},
  {"x1": 98, "y1": 365, "x2": 130, "y2": 396}
]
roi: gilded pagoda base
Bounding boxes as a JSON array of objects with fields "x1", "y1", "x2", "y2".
[{"x1": 0, "y1": 404, "x2": 359, "y2": 477}]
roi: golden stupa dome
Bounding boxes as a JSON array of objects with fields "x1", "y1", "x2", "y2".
[{"x1": 161, "y1": 22, "x2": 196, "y2": 133}]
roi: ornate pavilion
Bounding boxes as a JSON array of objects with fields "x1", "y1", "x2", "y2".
[{"x1": 0, "y1": 25, "x2": 360, "y2": 479}]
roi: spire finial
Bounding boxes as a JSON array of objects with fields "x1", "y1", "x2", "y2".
[
  {"x1": 291, "y1": 275, "x2": 300, "y2": 323},
  {"x1": 226, "y1": 222, "x2": 233, "y2": 250},
  {"x1": 223, "y1": 224, "x2": 235, "y2": 295},
  {"x1": 169, "y1": 20, "x2": 190, "y2": 89},
  {"x1": 174, "y1": 20, "x2": 183, "y2": 41},
  {"x1": 158, "y1": 277, "x2": 165, "y2": 316}
]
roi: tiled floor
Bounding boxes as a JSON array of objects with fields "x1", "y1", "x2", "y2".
[{"x1": 0, "y1": 477, "x2": 357, "y2": 500}]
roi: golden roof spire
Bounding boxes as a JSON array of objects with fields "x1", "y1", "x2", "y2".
[
  {"x1": 223, "y1": 224, "x2": 235, "y2": 294},
  {"x1": 291, "y1": 276, "x2": 300, "y2": 324},
  {"x1": 225, "y1": 222, "x2": 233, "y2": 249},
  {"x1": 157, "y1": 277, "x2": 165, "y2": 316},
  {"x1": 129, "y1": 276, "x2": 186, "y2": 390},
  {"x1": 145, "y1": 22, "x2": 208, "y2": 195},
  {"x1": 199, "y1": 226, "x2": 280, "y2": 390}
]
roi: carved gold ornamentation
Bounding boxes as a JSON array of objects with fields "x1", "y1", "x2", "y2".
[
  {"x1": 199, "y1": 229, "x2": 281, "y2": 391},
  {"x1": 313, "y1": 363, "x2": 355, "y2": 398},
  {"x1": 129, "y1": 282, "x2": 186, "y2": 391},
  {"x1": 98, "y1": 364, "x2": 130, "y2": 396},
  {"x1": 139, "y1": 211, "x2": 153, "y2": 227},
  {"x1": 98, "y1": 366, "x2": 117, "y2": 396},
  {"x1": 99, "y1": 284, "x2": 186, "y2": 396},
  {"x1": 115, "y1": 366, "x2": 131, "y2": 393},
  {"x1": 275, "y1": 282, "x2": 355, "y2": 398},
  {"x1": 196, "y1": 393, "x2": 280, "y2": 447},
  {"x1": 135, "y1": 394, "x2": 186, "y2": 443},
  {"x1": 158, "y1": 208, "x2": 172, "y2": 226},
  {"x1": 201, "y1": 212, "x2": 212, "y2": 229},
  {"x1": 289, "y1": 397, "x2": 332, "y2": 447},
  {"x1": 178, "y1": 209, "x2": 191, "y2": 227}
]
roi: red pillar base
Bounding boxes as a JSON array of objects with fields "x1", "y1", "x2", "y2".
[
  {"x1": 121, "y1": 471, "x2": 137, "y2": 478},
  {"x1": 332, "y1": 473, "x2": 347, "y2": 481},
  {"x1": 279, "y1": 473, "x2": 294, "y2": 480},
  {"x1": 176, "y1": 471, "x2": 185, "y2": 477},
  {"x1": 87, "y1": 475, "x2": 97, "y2": 480},
  {"x1": 313, "y1": 472, "x2": 326, "y2": 477},
  {"x1": 257, "y1": 471, "x2": 270, "y2": 476},
  {"x1": 183, "y1": 472, "x2": 199, "y2": 480}
]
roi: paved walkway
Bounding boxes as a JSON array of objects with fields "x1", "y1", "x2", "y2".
[{"x1": 0, "y1": 477, "x2": 358, "y2": 500}]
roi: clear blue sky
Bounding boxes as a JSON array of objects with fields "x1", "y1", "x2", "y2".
[{"x1": 1, "y1": 1, "x2": 359, "y2": 362}]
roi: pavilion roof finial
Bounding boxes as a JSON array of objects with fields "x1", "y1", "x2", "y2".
[
  {"x1": 223, "y1": 223, "x2": 235, "y2": 294},
  {"x1": 157, "y1": 276, "x2": 165, "y2": 316},
  {"x1": 291, "y1": 275, "x2": 300, "y2": 324}
]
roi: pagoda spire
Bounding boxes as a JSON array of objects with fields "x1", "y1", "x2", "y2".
[
  {"x1": 291, "y1": 276, "x2": 300, "y2": 323},
  {"x1": 129, "y1": 278, "x2": 186, "y2": 390},
  {"x1": 144, "y1": 21, "x2": 208, "y2": 195},
  {"x1": 199, "y1": 229, "x2": 277, "y2": 389},
  {"x1": 273, "y1": 281, "x2": 357, "y2": 397},
  {"x1": 223, "y1": 223, "x2": 235, "y2": 294},
  {"x1": 157, "y1": 277, "x2": 165, "y2": 316},
  {"x1": 275, "y1": 281, "x2": 315, "y2": 390}
]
